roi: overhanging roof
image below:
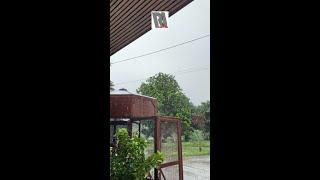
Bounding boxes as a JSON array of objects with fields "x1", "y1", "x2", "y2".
[{"x1": 110, "y1": 0, "x2": 193, "y2": 56}]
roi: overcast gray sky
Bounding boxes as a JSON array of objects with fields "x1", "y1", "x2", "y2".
[{"x1": 110, "y1": 0, "x2": 210, "y2": 105}]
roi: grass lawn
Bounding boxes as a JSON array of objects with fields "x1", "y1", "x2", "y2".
[
  {"x1": 145, "y1": 140, "x2": 210, "y2": 157},
  {"x1": 182, "y1": 140, "x2": 210, "y2": 156}
]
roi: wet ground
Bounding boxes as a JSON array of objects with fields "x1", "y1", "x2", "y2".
[{"x1": 183, "y1": 155, "x2": 210, "y2": 180}]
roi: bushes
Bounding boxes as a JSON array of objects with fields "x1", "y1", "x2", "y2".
[
  {"x1": 189, "y1": 130, "x2": 205, "y2": 152},
  {"x1": 110, "y1": 128, "x2": 164, "y2": 180},
  {"x1": 190, "y1": 130, "x2": 204, "y2": 141}
]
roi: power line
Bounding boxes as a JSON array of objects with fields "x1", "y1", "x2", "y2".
[
  {"x1": 114, "y1": 65, "x2": 209, "y2": 86},
  {"x1": 111, "y1": 34, "x2": 210, "y2": 65}
]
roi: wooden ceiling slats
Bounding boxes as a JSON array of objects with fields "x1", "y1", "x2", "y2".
[
  {"x1": 110, "y1": 0, "x2": 169, "y2": 45},
  {"x1": 110, "y1": 0, "x2": 193, "y2": 56},
  {"x1": 110, "y1": 0, "x2": 150, "y2": 35},
  {"x1": 110, "y1": 0, "x2": 124, "y2": 13},
  {"x1": 110, "y1": 0, "x2": 187, "y2": 54},
  {"x1": 110, "y1": 1, "x2": 136, "y2": 23},
  {"x1": 110, "y1": 1, "x2": 184, "y2": 54},
  {"x1": 110, "y1": 0, "x2": 157, "y2": 36},
  {"x1": 110, "y1": 0, "x2": 116, "y2": 8}
]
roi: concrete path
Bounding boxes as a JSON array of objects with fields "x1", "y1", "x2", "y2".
[{"x1": 183, "y1": 155, "x2": 210, "y2": 180}]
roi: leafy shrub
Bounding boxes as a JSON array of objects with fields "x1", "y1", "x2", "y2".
[
  {"x1": 190, "y1": 130, "x2": 204, "y2": 141},
  {"x1": 203, "y1": 131, "x2": 210, "y2": 140},
  {"x1": 190, "y1": 130, "x2": 205, "y2": 152},
  {"x1": 111, "y1": 128, "x2": 164, "y2": 180}
]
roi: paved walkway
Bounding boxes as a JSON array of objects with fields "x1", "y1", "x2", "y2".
[{"x1": 183, "y1": 155, "x2": 210, "y2": 180}]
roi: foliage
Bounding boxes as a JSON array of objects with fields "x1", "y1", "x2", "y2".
[
  {"x1": 110, "y1": 128, "x2": 164, "y2": 180},
  {"x1": 110, "y1": 81, "x2": 114, "y2": 91},
  {"x1": 190, "y1": 130, "x2": 204, "y2": 141},
  {"x1": 189, "y1": 130, "x2": 205, "y2": 152},
  {"x1": 140, "y1": 120, "x2": 154, "y2": 140},
  {"x1": 190, "y1": 101, "x2": 210, "y2": 139},
  {"x1": 190, "y1": 101, "x2": 210, "y2": 119},
  {"x1": 137, "y1": 73, "x2": 193, "y2": 140}
]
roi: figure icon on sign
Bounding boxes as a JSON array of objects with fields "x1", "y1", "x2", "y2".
[{"x1": 151, "y1": 11, "x2": 169, "y2": 29}]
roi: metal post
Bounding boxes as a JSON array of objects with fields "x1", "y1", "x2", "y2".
[
  {"x1": 112, "y1": 124, "x2": 117, "y2": 145},
  {"x1": 138, "y1": 121, "x2": 141, "y2": 138},
  {"x1": 154, "y1": 116, "x2": 161, "y2": 180},
  {"x1": 177, "y1": 120, "x2": 183, "y2": 180},
  {"x1": 128, "y1": 119, "x2": 132, "y2": 138}
]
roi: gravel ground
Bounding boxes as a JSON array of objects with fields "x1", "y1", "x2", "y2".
[{"x1": 183, "y1": 155, "x2": 210, "y2": 180}]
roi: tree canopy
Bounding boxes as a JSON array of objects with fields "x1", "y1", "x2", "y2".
[
  {"x1": 137, "y1": 73, "x2": 193, "y2": 140},
  {"x1": 191, "y1": 101, "x2": 210, "y2": 115},
  {"x1": 190, "y1": 101, "x2": 210, "y2": 139},
  {"x1": 110, "y1": 81, "x2": 114, "y2": 91}
]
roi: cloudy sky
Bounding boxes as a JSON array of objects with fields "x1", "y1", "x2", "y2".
[{"x1": 110, "y1": 0, "x2": 210, "y2": 105}]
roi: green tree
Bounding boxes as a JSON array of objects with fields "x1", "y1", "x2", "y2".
[
  {"x1": 190, "y1": 130, "x2": 205, "y2": 152},
  {"x1": 137, "y1": 73, "x2": 193, "y2": 141},
  {"x1": 192, "y1": 101, "x2": 210, "y2": 115},
  {"x1": 110, "y1": 81, "x2": 114, "y2": 91},
  {"x1": 190, "y1": 101, "x2": 210, "y2": 139}
]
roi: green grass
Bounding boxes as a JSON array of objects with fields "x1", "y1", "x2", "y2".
[
  {"x1": 144, "y1": 140, "x2": 210, "y2": 157},
  {"x1": 182, "y1": 140, "x2": 210, "y2": 147},
  {"x1": 182, "y1": 140, "x2": 210, "y2": 157}
]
